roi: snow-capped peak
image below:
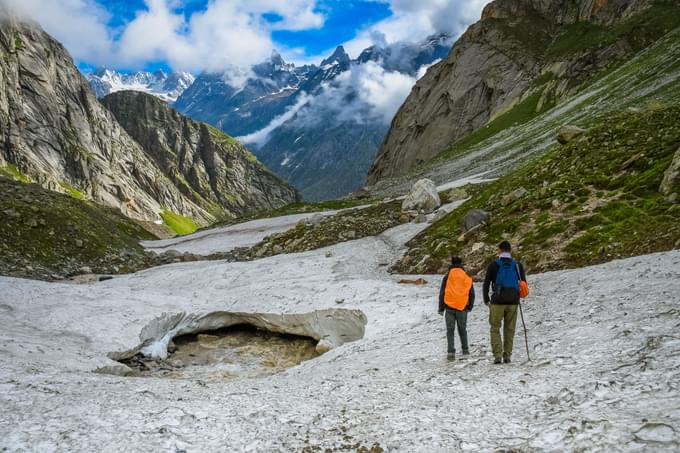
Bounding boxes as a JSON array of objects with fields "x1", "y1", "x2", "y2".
[{"x1": 85, "y1": 68, "x2": 195, "y2": 103}]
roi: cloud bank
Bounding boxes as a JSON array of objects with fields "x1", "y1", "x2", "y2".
[
  {"x1": 3, "y1": 0, "x2": 490, "y2": 72},
  {"x1": 2, "y1": 0, "x2": 324, "y2": 72},
  {"x1": 342, "y1": 0, "x2": 490, "y2": 60},
  {"x1": 240, "y1": 58, "x2": 441, "y2": 146}
]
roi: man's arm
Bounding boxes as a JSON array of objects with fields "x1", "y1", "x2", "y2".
[
  {"x1": 438, "y1": 273, "x2": 448, "y2": 313},
  {"x1": 483, "y1": 261, "x2": 496, "y2": 305},
  {"x1": 467, "y1": 283, "x2": 475, "y2": 311}
]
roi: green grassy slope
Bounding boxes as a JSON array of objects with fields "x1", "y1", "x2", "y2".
[
  {"x1": 394, "y1": 106, "x2": 680, "y2": 276},
  {"x1": 0, "y1": 176, "x2": 158, "y2": 280},
  {"x1": 434, "y1": 2, "x2": 680, "y2": 165}
]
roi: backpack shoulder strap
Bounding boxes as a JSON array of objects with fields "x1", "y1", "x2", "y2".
[{"x1": 515, "y1": 261, "x2": 523, "y2": 281}]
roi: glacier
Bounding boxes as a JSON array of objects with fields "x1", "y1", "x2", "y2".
[{"x1": 0, "y1": 202, "x2": 679, "y2": 451}]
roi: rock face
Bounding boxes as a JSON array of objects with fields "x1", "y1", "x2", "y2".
[
  {"x1": 402, "y1": 179, "x2": 441, "y2": 213},
  {"x1": 367, "y1": 0, "x2": 656, "y2": 183},
  {"x1": 0, "y1": 14, "x2": 207, "y2": 222},
  {"x1": 101, "y1": 91, "x2": 298, "y2": 218},
  {"x1": 0, "y1": 14, "x2": 295, "y2": 223}
]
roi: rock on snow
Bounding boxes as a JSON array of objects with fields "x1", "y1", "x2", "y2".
[
  {"x1": 0, "y1": 211, "x2": 679, "y2": 451},
  {"x1": 402, "y1": 178, "x2": 441, "y2": 213}
]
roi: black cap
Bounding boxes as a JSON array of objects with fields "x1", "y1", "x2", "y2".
[
  {"x1": 451, "y1": 256, "x2": 463, "y2": 265},
  {"x1": 498, "y1": 240, "x2": 512, "y2": 251}
]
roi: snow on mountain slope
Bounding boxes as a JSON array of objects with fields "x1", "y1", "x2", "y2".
[
  {"x1": 0, "y1": 212, "x2": 679, "y2": 450},
  {"x1": 140, "y1": 210, "x2": 343, "y2": 255},
  {"x1": 86, "y1": 68, "x2": 195, "y2": 102}
]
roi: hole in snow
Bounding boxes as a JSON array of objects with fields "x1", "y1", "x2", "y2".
[
  {"x1": 119, "y1": 325, "x2": 321, "y2": 380},
  {"x1": 100, "y1": 309, "x2": 367, "y2": 380}
]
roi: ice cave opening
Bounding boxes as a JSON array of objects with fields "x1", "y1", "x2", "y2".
[
  {"x1": 105, "y1": 309, "x2": 368, "y2": 380},
  {"x1": 119, "y1": 324, "x2": 322, "y2": 380}
]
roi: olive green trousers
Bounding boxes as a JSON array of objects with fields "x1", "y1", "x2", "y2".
[{"x1": 489, "y1": 304, "x2": 518, "y2": 360}]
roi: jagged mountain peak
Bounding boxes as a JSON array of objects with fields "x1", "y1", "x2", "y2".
[
  {"x1": 85, "y1": 68, "x2": 195, "y2": 102},
  {"x1": 269, "y1": 50, "x2": 286, "y2": 66},
  {"x1": 321, "y1": 45, "x2": 351, "y2": 67}
]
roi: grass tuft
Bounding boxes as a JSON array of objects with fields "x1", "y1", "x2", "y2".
[{"x1": 161, "y1": 210, "x2": 198, "y2": 236}]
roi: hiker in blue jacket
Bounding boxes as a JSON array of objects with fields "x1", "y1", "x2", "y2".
[{"x1": 483, "y1": 240, "x2": 527, "y2": 364}]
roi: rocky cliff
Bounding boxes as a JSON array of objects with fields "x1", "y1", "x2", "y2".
[
  {"x1": 101, "y1": 91, "x2": 298, "y2": 218},
  {"x1": 0, "y1": 14, "x2": 211, "y2": 223},
  {"x1": 0, "y1": 14, "x2": 296, "y2": 226},
  {"x1": 368, "y1": 0, "x2": 667, "y2": 183}
]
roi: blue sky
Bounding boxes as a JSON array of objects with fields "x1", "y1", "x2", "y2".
[
  {"x1": 9, "y1": 0, "x2": 489, "y2": 74},
  {"x1": 270, "y1": 1, "x2": 391, "y2": 56},
  {"x1": 76, "y1": 0, "x2": 392, "y2": 72},
  {"x1": 100, "y1": 0, "x2": 392, "y2": 55}
]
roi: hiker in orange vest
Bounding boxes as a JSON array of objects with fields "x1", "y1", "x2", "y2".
[{"x1": 438, "y1": 256, "x2": 475, "y2": 361}]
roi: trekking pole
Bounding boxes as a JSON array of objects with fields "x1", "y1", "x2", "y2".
[{"x1": 519, "y1": 302, "x2": 530, "y2": 361}]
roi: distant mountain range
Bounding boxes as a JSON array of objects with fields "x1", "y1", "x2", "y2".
[
  {"x1": 174, "y1": 34, "x2": 453, "y2": 200},
  {"x1": 86, "y1": 68, "x2": 195, "y2": 102},
  {"x1": 79, "y1": 35, "x2": 451, "y2": 200}
]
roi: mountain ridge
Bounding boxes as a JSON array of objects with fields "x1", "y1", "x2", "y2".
[
  {"x1": 367, "y1": 0, "x2": 673, "y2": 184},
  {"x1": 173, "y1": 34, "x2": 452, "y2": 200},
  {"x1": 86, "y1": 68, "x2": 195, "y2": 102},
  {"x1": 101, "y1": 90, "x2": 299, "y2": 219},
  {"x1": 0, "y1": 14, "x2": 297, "y2": 228}
]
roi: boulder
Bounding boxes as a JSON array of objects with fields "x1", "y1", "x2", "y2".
[
  {"x1": 557, "y1": 125, "x2": 586, "y2": 144},
  {"x1": 444, "y1": 188, "x2": 468, "y2": 203},
  {"x1": 471, "y1": 242, "x2": 486, "y2": 253},
  {"x1": 660, "y1": 147, "x2": 680, "y2": 201},
  {"x1": 414, "y1": 213, "x2": 427, "y2": 224},
  {"x1": 402, "y1": 179, "x2": 441, "y2": 213},
  {"x1": 429, "y1": 210, "x2": 448, "y2": 223},
  {"x1": 461, "y1": 209, "x2": 490, "y2": 232},
  {"x1": 352, "y1": 187, "x2": 371, "y2": 199},
  {"x1": 306, "y1": 213, "x2": 325, "y2": 226},
  {"x1": 501, "y1": 187, "x2": 528, "y2": 206}
]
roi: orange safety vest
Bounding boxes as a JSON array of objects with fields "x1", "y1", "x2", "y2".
[{"x1": 444, "y1": 268, "x2": 473, "y2": 311}]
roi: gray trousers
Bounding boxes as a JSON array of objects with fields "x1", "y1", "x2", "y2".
[{"x1": 445, "y1": 308, "x2": 469, "y2": 353}]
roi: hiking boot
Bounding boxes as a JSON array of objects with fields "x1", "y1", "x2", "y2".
[
  {"x1": 493, "y1": 357, "x2": 502, "y2": 364},
  {"x1": 504, "y1": 357, "x2": 511, "y2": 364},
  {"x1": 462, "y1": 350, "x2": 470, "y2": 356},
  {"x1": 447, "y1": 353, "x2": 455, "y2": 362}
]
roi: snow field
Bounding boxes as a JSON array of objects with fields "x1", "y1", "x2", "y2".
[{"x1": 0, "y1": 202, "x2": 678, "y2": 451}]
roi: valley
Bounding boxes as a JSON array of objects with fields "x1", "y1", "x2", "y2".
[{"x1": 1, "y1": 0, "x2": 679, "y2": 451}]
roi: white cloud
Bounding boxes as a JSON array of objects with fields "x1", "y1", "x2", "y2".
[
  {"x1": 2, "y1": 0, "x2": 325, "y2": 71},
  {"x1": 2, "y1": 0, "x2": 113, "y2": 63},
  {"x1": 353, "y1": 61, "x2": 418, "y2": 124},
  {"x1": 270, "y1": 59, "x2": 438, "y2": 133},
  {"x1": 342, "y1": 0, "x2": 490, "y2": 61},
  {"x1": 237, "y1": 92, "x2": 312, "y2": 145}
]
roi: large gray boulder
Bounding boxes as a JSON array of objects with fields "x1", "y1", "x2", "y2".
[
  {"x1": 557, "y1": 125, "x2": 586, "y2": 145},
  {"x1": 461, "y1": 209, "x2": 490, "y2": 232},
  {"x1": 402, "y1": 179, "x2": 441, "y2": 213},
  {"x1": 501, "y1": 187, "x2": 529, "y2": 206},
  {"x1": 660, "y1": 147, "x2": 680, "y2": 202}
]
